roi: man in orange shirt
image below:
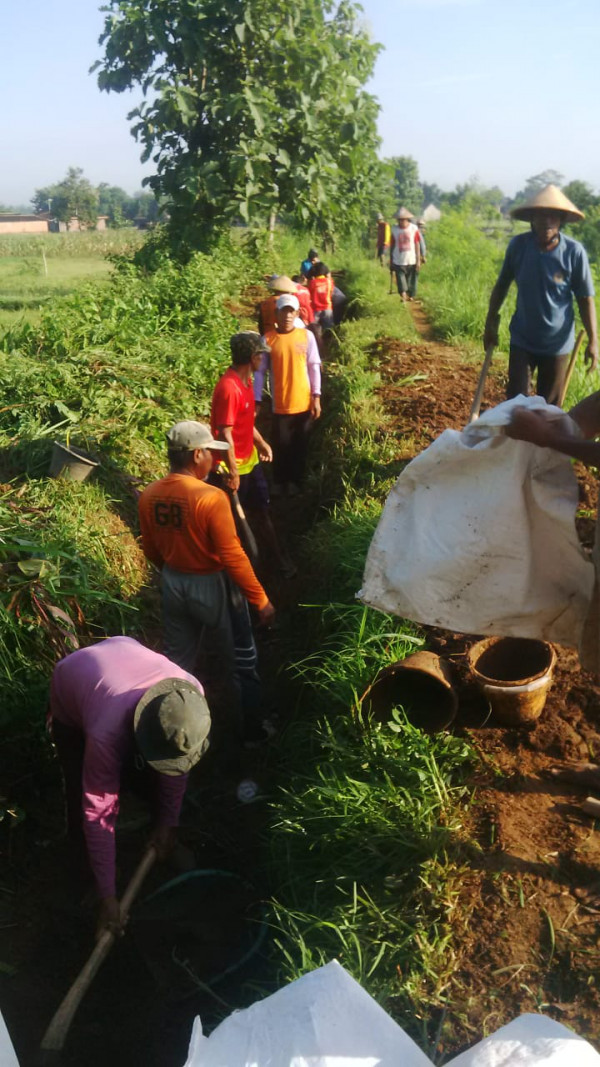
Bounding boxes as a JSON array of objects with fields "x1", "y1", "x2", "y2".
[
  {"x1": 139, "y1": 421, "x2": 275, "y2": 744},
  {"x1": 257, "y1": 275, "x2": 299, "y2": 334},
  {"x1": 255, "y1": 294, "x2": 322, "y2": 496}
]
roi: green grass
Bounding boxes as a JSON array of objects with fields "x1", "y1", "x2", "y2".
[{"x1": 260, "y1": 241, "x2": 477, "y2": 1040}]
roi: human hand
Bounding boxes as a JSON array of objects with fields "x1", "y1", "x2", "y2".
[
  {"x1": 96, "y1": 896, "x2": 124, "y2": 940},
  {"x1": 150, "y1": 825, "x2": 176, "y2": 862},
  {"x1": 257, "y1": 438, "x2": 272, "y2": 463},
  {"x1": 225, "y1": 470, "x2": 240, "y2": 492},
  {"x1": 257, "y1": 601, "x2": 276, "y2": 626},
  {"x1": 310, "y1": 396, "x2": 321, "y2": 420},
  {"x1": 506, "y1": 407, "x2": 555, "y2": 448},
  {"x1": 584, "y1": 341, "x2": 599, "y2": 373}
]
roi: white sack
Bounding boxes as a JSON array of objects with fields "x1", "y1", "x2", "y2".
[
  {"x1": 358, "y1": 397, "x2": 594, "y2": 647},
  {"x1": 183, "y1": 958, "x2": 431, "y2": 1067},
  {"x1": 446, "y1": 1012, "x2": 600, "y2": 1067},
  {"x1": 0, "y1": 1010, "x2": 19, "y2": 1067}
]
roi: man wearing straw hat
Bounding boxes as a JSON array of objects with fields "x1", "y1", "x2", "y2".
[
  {"x1": 258, "y1": 275, "x2": 304, "y2": 334},
  {"x1": 483, "y1": 184, "x2": 598, "y2": 405},
  {"x1": 390, "y1": 207, "x2": 421, "y2": 302}
]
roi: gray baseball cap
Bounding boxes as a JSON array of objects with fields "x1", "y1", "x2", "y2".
[
  {"x1": 134, "y1": 678, "x2": 211, "y2": 776},
  {"x1": 166, "y1": 421, "x2": 229, "y2": 452}
]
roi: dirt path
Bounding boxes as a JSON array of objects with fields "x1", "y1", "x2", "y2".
[{"x1": 370, "y1": 312, "x2": 600, "y2": 1054}]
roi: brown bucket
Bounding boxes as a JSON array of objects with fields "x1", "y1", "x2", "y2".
[
  {"x1": 360, "y1": 651, "x2": 458, "y2": 733},
  {"x1": 467, "y1": 637, "x2": 556, "y2": 726}
]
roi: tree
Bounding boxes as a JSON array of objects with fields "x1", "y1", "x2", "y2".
[
  {"x1": 387, "y1": 156, "x2": 422, "y2": 215},
  {"x1": 95, "y1": 0, "x2": 381, "y2": 249},
  {"x1": 420, "y1": 181, "x2": 444, "y2": 209},
  {"x1": 511, "y1": 170, "x2": 565, "y2": 208},
  {"x1": 97, "y1": 183, "x2": 131, "y2": 226},
  {"x1": 561, "y1": 180, "x2": 599, "y2": 216},
  {"x1": 32, "y1": 167, "x2": 98, "y2": 226}
]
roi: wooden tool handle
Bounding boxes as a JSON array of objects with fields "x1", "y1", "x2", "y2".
[
  {"x1": 468, "y1": 346, "x2": 494, "y2": 424},
  {"x1": 558, "y1": 329, "x2": 585, "y2": 408},
  {"x1": 40, "y1": 847, "x2": 156, "y2": 1053}
]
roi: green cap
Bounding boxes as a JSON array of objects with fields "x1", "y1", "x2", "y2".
[{"x1": 134, "y1": 678, "x2": 211, "y2": 776}]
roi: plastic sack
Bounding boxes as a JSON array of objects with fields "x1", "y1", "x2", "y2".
[
  {"x1": 0, "y1": 1009, "x2": 19, "y2": 1067},
  {"x1": 358, "y1": 396, "x2": 594, "y2": 647},
  {"x1": 183, "y1": 959, "x2": 431, "y2": 1067},
  {"x1": 447, "y1": 1012, "x2": 600, "y2": 1066},
  {"x1": 183, "y1": 961, "x2": 600, "y2": 1067}
]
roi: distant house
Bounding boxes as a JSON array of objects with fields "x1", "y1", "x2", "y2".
[
  {"x1": 422, "y1": 204, "x2": 442, "y2": 223},
  {"x1": 0, "y1": 214, "x2": 111, "y2": 235},
  {"x1": 0, "y1": 213, "x2": 50, "y2": 235}
]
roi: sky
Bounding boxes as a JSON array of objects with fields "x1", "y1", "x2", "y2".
[{"x1": 1, "y1": 0, "x2": 599, "y2": 207}]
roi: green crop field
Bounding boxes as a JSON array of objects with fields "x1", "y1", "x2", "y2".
[{"x1": 0, "y1": 230, "x2": 145, "y2": 332}]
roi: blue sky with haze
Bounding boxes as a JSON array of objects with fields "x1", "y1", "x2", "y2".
[{"x1": 2, "y1": 0, "x2": 599, "y2": 206}]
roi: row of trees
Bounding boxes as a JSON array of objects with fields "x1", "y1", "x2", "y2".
[{"x1": 31, "y1": 168, "x2": 160, "y2": 227}]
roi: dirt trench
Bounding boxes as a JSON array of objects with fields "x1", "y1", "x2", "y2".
[{"x1": 372, "y1": 302, "x2": 600, "y2": 1055}]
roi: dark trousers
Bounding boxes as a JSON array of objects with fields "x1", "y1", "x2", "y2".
[
  {"x1": 393, "y1": 264, "x2": 417, "y2": 297},
  {"x1": 507, "y1": 347, "x2": 570, "y2": 406},
  {"x1": 271, "y1": 411, "x2": 313, "y2": 488}
]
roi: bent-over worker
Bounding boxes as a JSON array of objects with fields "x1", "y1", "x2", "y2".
[{"x1": 49, "y1": 636, "x2": 210, "y2": 936}]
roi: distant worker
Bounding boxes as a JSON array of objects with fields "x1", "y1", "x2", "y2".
[
  {"x1": 258, "y1": 275, "x2": 299, "y2": 335},
  {"x1": 300, "y1": 248, "x2": 319, "y2": 280},
  {"x1": 376, "y1": 212, "x2": 391, "y2": 267},
  {"x1": 307, "y1": 261, "x2": 335, "y2": 331},
  {"x1": 413, "y1": 220, "x2": 427, "y2": 299},
  {"x1": 483, "y1": 184, "x2": 598, "y2": 405},
  {"x1": 138, "y1": 421, "x2": 275, "y2": 745},
  {"x1": 49, "y1": 636, "x2": 211, "y2": 936},
  {"x1": 210, "y1": 332, "x2": 294, "y2": 576},
  {"x1": 291, "y1": 275, "x2": 315, "y2": 327},
  {"x1": 255, "y1": 294, "x2": 322, "y2": 496},
  {"x1": 390, "y1": 207, "x2": 421, "y2": 303}
]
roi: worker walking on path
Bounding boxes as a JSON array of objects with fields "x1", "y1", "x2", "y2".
[
  {"x1": 307, "y1": 262, "x2": 335, "y2": 331},
  {"x1": 483, "y1": 184, "x2": 598, "y2": 405},
  {"x1": 258, "y1": 275, "x2": 300, "y2": 335},
  {"x1": 300, "y1": 248, "x2": 319, "y2": 280},
  {"x1": 138, "y1": 421, "x2": 275, "y2": 748},
  {"x1": 49, "y1": 636, "x2": 211, "y2": 937},
  {"x1": 210, "y1": 332, "x2": 294, "y2": 576},
  {"x1": 255, "y1": 294, "x2": 322, "y2": 497},
  {"x1": 376, "y1": 213, "x2": 391, "y2": 266},
  {"x1": 390, "y1": 207, "x2": 421, "y2": 302}
]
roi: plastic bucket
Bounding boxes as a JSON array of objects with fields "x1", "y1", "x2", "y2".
[
  {"x1": 467, "y1": 637, "x2": 556, "y2": 726},
  {"x1": 360, "y1": 651, "x2": 458, "y2": 733},
  {"x1": 49, "y1": 441, "x2": 98, "y2": 482}
]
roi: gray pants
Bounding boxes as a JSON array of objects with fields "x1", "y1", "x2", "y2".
[{"x1": 161, "y1": 567, "x2": 260, "y2": 747}]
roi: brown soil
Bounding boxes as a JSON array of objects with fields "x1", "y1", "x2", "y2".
[{"x1": 372, "y1": 305, "x2": 600, "y2": 1055}]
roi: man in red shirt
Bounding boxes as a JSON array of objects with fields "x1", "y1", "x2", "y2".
[{"x1": 210, "y1": 332, "x2": 292, "y2": 574}]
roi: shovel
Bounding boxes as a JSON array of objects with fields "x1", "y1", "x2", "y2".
[
  {"x1": 468, "y1": 346, "x2": 495, "y2": 424},
  {"x1": 40, "y1": 846, "x2": 157, "y2": 1054}
]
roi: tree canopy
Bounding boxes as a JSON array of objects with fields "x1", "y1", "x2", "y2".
[
  {"x1": 95, "y1": 0, "x2": 382, "y2": 248},
  {"x1": 32, "y1": 168, "x2": 99, "y2": 226}
]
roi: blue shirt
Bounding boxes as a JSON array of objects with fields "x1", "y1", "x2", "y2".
[{"x1": 498, "y1": 231, "x2": 595, "y2": 356}]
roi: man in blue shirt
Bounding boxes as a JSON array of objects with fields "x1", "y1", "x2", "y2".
[{"x1": 483, "y1": 184, "x2": 598, "y2": 404}]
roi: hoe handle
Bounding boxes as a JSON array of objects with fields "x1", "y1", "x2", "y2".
[
  {"x1": 232, "y1": 490, "x2": 260, "y2": 565},
  {"x1": 558, "y1": 329, "x2": 585, "y2": 408},
  {"x1": 40, "y1": 847, "x2": 157, "y2": 1053},
  {"x1": 468, "y1": 346, "x2": 494, "y2": 423}
]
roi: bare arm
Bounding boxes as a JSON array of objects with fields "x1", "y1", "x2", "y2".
[
  {"x1": 576, "y1": 295, "x2": 599, "y2": 372},
  {"x1": 506, "y1": 403, "x2": 600, "y2": 467},
  {"x1": 569, "y1": 390, "x2": 600, "y2": 439},
  {"x1": 217, "y1": 425, "x2": 239, "y2": 492},
  {"x1": 483, "y1": 277, "x2": 511, "y2": 351}
]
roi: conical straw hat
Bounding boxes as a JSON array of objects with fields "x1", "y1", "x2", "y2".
[
  {"x1": 510, "y1": 184, "x2": 584, "y2": 222},
  {"x1": 395, "y1": 206, "x2": 414, "y2": 220},
  {"x1": 268, "y1": 274, "x2": 297, "y2": 294}
]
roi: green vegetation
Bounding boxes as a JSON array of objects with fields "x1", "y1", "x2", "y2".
[
  {"x1": 95, "y1": 0, "x2": 381, "y2": 247},
  {"x1": 260, "y1": 249, "x2": 475, "y2": 1038}
]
